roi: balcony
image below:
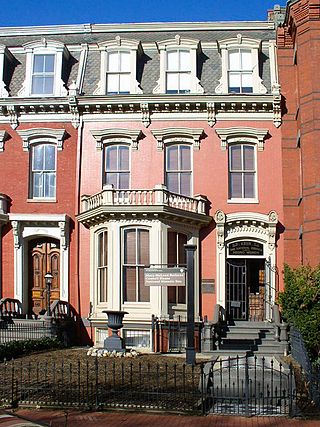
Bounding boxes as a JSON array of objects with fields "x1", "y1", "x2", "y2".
[{"x1": 78, "y1": 184, "x2": 212, "y2": 228}]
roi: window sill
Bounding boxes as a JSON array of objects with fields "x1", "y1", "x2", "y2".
[
  {"x1": 27, "y1": 198, "x2": 57, "y2": 203},
  {"x1": 227, "y1": 198, "x2": 259, "y2": 204}
]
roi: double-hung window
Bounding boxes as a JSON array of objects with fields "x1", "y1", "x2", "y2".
[
  {"x1": 167, "y1": 231, "x2": 187, "y2": 305},
  {"x1": 166, "y1": 144, "x2": 192, "y2": 196},
  {"x1": 123, "y1": 228, "x2": 150, "y2": 302},
  {"x1": 31, "y1": 54, "x2": 55, "y2": 95},
  {"x1": 229, "y1": 144, "x2": 256, "y2": 200},
  {"x1": 97, "y1": 230, "x2": 108, "y2": 303},
  {"x1": 228, "y1": 49, "x2": 253, "y2": 93},
  {"x1": 104, "y1": 145, "x2": 130, "y2": 189},
  {"x1": 106, "y1": 51, "x2": 131, "y2": 94},
  {"x1": 31, "y1": 144, "x2": 56, "y2": 199},
  {"x1": 166, "y1": 50, "x2": 191, "y2": 94}
]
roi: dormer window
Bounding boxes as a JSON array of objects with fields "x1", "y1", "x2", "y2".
[
  {"x1": 215, "y1": 35, "x2": 267, "y2": 95},
  {"x1": 166, "y1": 49, "x2": 191, "y2": 94},
  {"x1": 18, "y1": 39, "x2": 69, "y2": 97},
  {"x1": 106, "y1": 51, "x2": 131, "y2": 94},
  {"x1": 153, "y1": 36, "x2": 203, "y2": 95},
  {"x1": 94, "y1": 37, "x2": 142, "y2": 95},
  {"x1": 31, "y1": 54, "x2": 55, "y2": 95},
  {"x1": 228, "y1": 49, "x2": 253, "y2": 94}
]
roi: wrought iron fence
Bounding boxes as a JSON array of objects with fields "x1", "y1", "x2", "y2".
[
  {"x1": 0, "y1": 357, "x2": 200, "y2": 413},
  {"x1": 0, "y1": 321, "x2": 57, "y2": 344}
]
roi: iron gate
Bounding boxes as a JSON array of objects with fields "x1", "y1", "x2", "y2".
[{"x1": 226, "y1": 260, "x2": 247, "y2": 320}]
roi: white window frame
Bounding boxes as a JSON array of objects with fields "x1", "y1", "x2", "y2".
[
  {"x1": 165, "y1": 143, "x2": 193, "y2": 197},
  {"x1": 104, "y1": 143, "x2": 131, "y2": 190},
  {"x1": 122, "y1": 226, "x2": 150, "y2": 303},
  {"x1": 18, "y1": 40, "x2": 69, "y2": 97},
  {"x1": 30, "y1": 142, "x2": 57, "y2": 200},
  {"x1": 94, "y1": 37, "x2": 142, "y2": 95},
  {"x1": 153, "y1": 36, "x2": 203, "y2": 94},
  {"x1": 228, "y1": 143, "x2": 257, "y2": 202},
  {"x1": 96, "y1": 229, "x2": 108, "y2": 304},
  {"x1": 215, "y1": 36, "x2": 267, "y2": 95}
]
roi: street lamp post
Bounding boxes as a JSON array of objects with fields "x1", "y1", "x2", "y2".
[
  {"x1": 44, "y1": 272, "x2": 53, "y2": 317},
  {"x1": 185, "y1": 244, "x2": 197, "y2": 365}
]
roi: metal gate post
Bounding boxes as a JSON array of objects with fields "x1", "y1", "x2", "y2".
[
  {"x1": 245, "y1": 355, "x2": 249, "y2": 416},
  {"x1": 185, "y1": 244, "x2": 196, "y2": 365}
]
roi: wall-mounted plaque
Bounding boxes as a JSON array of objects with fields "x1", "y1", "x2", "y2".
[
  {"x1": 201, "y1": 279, "x2": 215, "y2": 294},
  {"x1": 228, "y1": 241, "x2": 263, "y2": 256}
]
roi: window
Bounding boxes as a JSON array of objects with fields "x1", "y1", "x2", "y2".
[
  {"x1": 31, "y1": 54, "x2": 55, "y2": 95},
  {"x1": 94, "y1": 38, "x2": 142, "y2": 95},
  {"x1": 106, "y1": 51, "x2": 131, "y2": 94},
  {"x1": 215, "y1": 36, "x2": 267, "y2": 95},
  {"x1": 30, "y1": 144, "x2": 56, "y2": 199},
  {"x1": 166, "y1": 50, "x2": 191, "y2": 94},
  {"x1": 104, "y1": 145, "x2": 130, "y2": 189},
  {"x1": 229, "y1": 144, "x2": 256, "y2": 199},
  {"x1": 123, "y1": 228, "x2": 150, "y2": 302},
  {"x1": 166, "y1": 145, "x2": 192, "y2": 196},
  {"x1": 228, "y1": 49, "x2": 253, "y2": 93},
  {"x1": 97, "y1": 230, "x2": 108, "y2": 303},
  {"x1": 153, "y1": 36, "x2": 203, "y2": 94},
  {"x1": 168, "y1": 231, "x2": 187, "y2": 305}
]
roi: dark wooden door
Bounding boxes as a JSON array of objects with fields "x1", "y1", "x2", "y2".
[{"x1": 29, "y1": 239, "x2": 60, "y2": 316}]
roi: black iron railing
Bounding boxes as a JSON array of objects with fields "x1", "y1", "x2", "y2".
[{"x1": 0, "y1": 321, "x2": 57, "y2": 344}]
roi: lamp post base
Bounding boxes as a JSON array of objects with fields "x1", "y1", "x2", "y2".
[{"x1": 186, "y1": 347, "x2": 196, "y2": 365}]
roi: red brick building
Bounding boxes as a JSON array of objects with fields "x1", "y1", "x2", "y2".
[{"x1": 277, "y1": 0, "x2": 320, "y2": 266}]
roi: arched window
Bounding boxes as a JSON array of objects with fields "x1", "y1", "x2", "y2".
[
  {"x1": 30, "y1": 143, "x2": 56, "y2": 199},
  {"x1": 104, "y1": 145, "x2": 130, "y2": 189},
  {"x1": 166, "y1": 144, "x2": 192, "y2": 196},
  {"x1": 123, "y1": 228, "x2": 150, "y2": 302}
]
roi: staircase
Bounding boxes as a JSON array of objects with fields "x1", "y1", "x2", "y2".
[{"x1": 213, "y1": 321, "x2": 287, "y2": 357}]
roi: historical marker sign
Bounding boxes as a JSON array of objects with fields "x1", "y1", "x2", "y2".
[
  {"x1": 144, "y1": 267, "x2": 186, "y2": 286},
  {"x1": 228, "y1": 241, "x2": 264, "y2": 256}
]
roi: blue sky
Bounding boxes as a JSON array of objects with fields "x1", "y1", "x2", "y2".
[{"x1": 1, "y1": 0, "x2": 287, "y2": 27}]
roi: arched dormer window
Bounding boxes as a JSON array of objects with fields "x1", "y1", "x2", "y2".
[
  {"x1": 94, "y1": 37, "x2": 142, "y2": 95},
  {"x1": 18, "y1": 39, "x2": 69, "y2": 97},
  {"x1": 215, "y1": 35, "x2": 267, "y2": 95},
  {"x1": 153, "y1": 35, "x2": 204, "y2": 95}
]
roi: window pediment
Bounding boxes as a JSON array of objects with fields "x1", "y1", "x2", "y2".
[
  {"x1": 90, "y1": 128, "x2": 143, "y2": 150},
  {"x1": 17, "y1": 128, "x2": 67, "y2": 151},
  {"x1": 152, "y1": 127, "x2": 204, "y2": 151},
  {"x1": 215, "y1": 127, "x2": 268, "y2": 151}
]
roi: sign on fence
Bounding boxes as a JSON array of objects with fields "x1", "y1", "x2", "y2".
[{"x1": 145, "y1": 267, "x2": 186, "y2": 286}]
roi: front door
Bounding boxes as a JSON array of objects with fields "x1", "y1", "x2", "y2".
[
  {"x1": 28, "y1": 238, "x2": 60, "y2": 316},
  {"x1": 226, "y1": 259, "x2": 265, "y2": 321}
]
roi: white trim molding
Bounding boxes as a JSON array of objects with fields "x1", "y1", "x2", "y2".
[
  {"x1": 214, "y1": 209, "x2": 278, "y2": 320},
  {"x1": 94, "y1": 36, "x2": 143, "y2": 95},
  {"x1": 9, "y1": 213, "x2": 70, "y2": 311},
  {"x1": 18, "y1": 38, "x2": 69, "y2": 97},
  {"x1": 90, "y1": 128, "x2": 143, "y2": 150},
  {"x1": 17, "y1": 128, "x2": 67, "y2": 151},
  {"x1": 215, "y1": 127, "x2": 269, "y2": 151},
  {"x1": 215, "y1": 35, "x2": 267, "y2": 95},
  {"x1": 153, "y1": 35, "x2": 204, "y2": 95},
  {"x1": 0, "y1": 130, "x2": 8, "y2": 152},
  {"x1": 152, "y1": 127, "x2": 204, "y2": 151}
]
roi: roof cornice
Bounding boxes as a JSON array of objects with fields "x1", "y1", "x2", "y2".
[{"x1": 0, "y1": 21, "x2": 274, "y2": 37}]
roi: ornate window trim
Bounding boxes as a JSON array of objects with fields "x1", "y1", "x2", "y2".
[
  {"x1": 215, "y1": 127, "x2": 269, "y2": 151},
  {"x1": 94, "y1": 36, "x2": 142, "y2": 95},
  {"x1": 17, "y1": 128, "x2": 67, "y2": 151},
  {"x1": 215, "y1": 35, "x2": 267, "y2": 95},
  {"x1": 153, "y1": 35, "x2": 204, "y2": 94},
  {"x1": 152, "y1": 127, "x2": 203, "y2": 151},
  {"x1": 18, "y1": 39, "x2": 69, "y2": 97},
  {"x1": 90, "y1": 128, "x2": 143, "y2": 150}
]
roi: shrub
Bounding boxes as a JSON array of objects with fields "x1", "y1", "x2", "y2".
[
  {"x1": 278, "y1": 264, "x2": 320, "y2": 360},
  {"x1": 0, "y1": 337, "x2": 64, "y2": 361}
]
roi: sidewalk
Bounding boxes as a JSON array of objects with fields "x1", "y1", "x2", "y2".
[{"x1": 0, "y1": 410, "x2": 319, "y2": 427}]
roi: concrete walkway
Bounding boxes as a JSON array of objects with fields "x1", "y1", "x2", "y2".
[{"x1": 0, "y1": 410, "x2": 319, "y2": 427}]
